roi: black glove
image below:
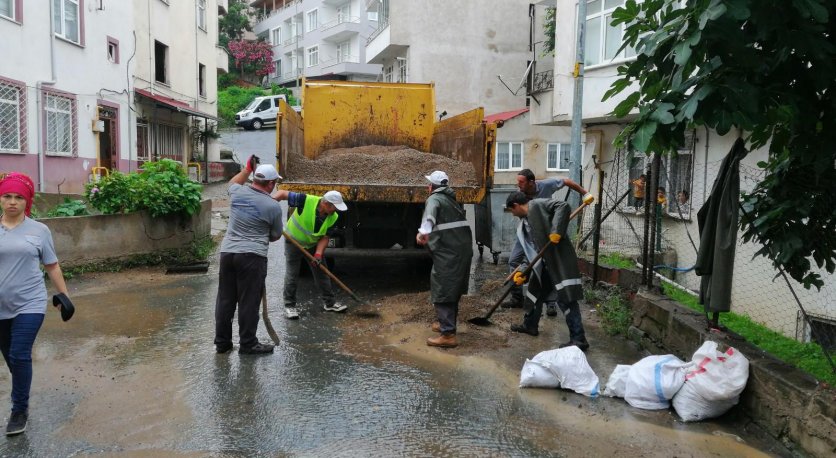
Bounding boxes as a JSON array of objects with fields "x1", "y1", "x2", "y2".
[{"x1": 53, "y1": 293, "x2": 75, "y2": 322}]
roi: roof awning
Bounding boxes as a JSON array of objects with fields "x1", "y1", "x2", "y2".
[
  {"x1": 484, "y1": 108, "x2": 529, "y2": 124},
  {"x1": 135, "y1": 88, "x2": 218, "y2": 121}
]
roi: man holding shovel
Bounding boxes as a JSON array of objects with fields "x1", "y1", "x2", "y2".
[
  {"x1": 504, "y1": 192, "x2": 589, "y2": 351},
  {"x1": 272, "y1": 189, "x2": 348, "y2": 319},
  {"x1": 214, "y1": 157, "x2": 284, "y2": 355},
  {"x1": 416, "y1": 171, "x2": 473, "y2": 349}
]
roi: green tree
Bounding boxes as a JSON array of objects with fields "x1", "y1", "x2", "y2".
[
  {"x1": 219, "y1": 0, "x2": 252, "y2": 46},
  {"x1": 603, "y1": 0, "x2": 836, "y2": 289},
  {"x1": 543, "y1": 7, "x2": 556, "y2": 55}
]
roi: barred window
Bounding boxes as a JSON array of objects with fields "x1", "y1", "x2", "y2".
[
  {"x1": 0, "y1": 80, "x2": 25, "y2": 153},
  {"x1": 44, "y1": 91, "x2": 76, "y2": 157},
  {"x1": 150, "y1": 122, "x2": 185, "y2": 162}
]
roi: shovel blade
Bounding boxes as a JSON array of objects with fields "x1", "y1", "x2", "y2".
[{"x1": 468, "y1": 317, "x2": 493, "y2": 327}]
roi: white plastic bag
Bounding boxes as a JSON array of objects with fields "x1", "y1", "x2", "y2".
[
  {"x1": 624, "y1": 354, "x2": 690, "y2": 410},
  {"x1": 519, "y1": 347, "x2": 600, "y2": 397},
  {"x1": 673, "y1": 341, "x2": 749, "y2": 422},
  {"x1": 602, "y1": 364, "x2": 631, "y2": 398}
]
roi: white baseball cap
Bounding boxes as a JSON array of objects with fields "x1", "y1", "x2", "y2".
[
  {"x1": 323, "y1": 190, "x2": 347, "y2": 211},
  {"x1": 254, "y1": 164, "x2": 281, "y2": 181},
  {"x1": 425, "y1": 170, "x2": 449, "y2": 186}
]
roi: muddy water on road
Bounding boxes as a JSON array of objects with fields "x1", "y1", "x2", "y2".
[{"x1": 0, "y1": 245, "x2": 794, "y2": 456}]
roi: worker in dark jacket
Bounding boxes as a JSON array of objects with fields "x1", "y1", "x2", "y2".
[
  {"x1": 416, "y1": 171, "x2": 473, "y2": 348},
  {"x1": 504, "y1": 191, "x2": 589, "y2": 351}
]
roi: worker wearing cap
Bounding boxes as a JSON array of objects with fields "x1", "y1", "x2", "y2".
[
  {"x1": 504, "y1": 191, "x2": 589, "y2": 351},
  {"x1": 273, "y1": 188, "x2": 348, "y2": 319},
  {"x1": 504, "y1": 169, "x2": 593, "y2": 318},
  {"x1": 416, "y1": 171, "x2": 473, "y2": 348},
  {"x1": 215, "y1": 158, "x2": 284, "y2": 355}
]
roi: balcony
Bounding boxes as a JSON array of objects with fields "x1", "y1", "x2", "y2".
[
  {"x1": 365, "y1": 22, "x2": 407, "y2": 64},
  {"x1": 320, "y1": 16, "x2": 362, "y2": 42},
  {"x1": 319, "y1": 56, "x2": 381, "y2": 77},
  {"x1": 216, "y1": 46, "x2": 229, "y2": 74},
  {"x1": 530, "y1": 69, "x2": 553, "y2": 94},
  {"x1": 283, "y1": 34, "x2": 303, "y2": 48}
]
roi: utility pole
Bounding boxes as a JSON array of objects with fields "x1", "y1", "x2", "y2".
[{"x1": 569, "y1": 0, "x2": 587, "y2": 234}]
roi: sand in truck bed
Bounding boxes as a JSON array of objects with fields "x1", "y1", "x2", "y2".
[{"x1": 286, "y1": 145, "x2": 479, "y2": 186}]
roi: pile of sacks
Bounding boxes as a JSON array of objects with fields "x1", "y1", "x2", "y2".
[{"x1": 519, "y1": 341, "x2": 749, "y2": 422}]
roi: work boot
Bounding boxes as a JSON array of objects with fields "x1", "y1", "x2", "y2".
[
  {"x1": 5, "y1": 410, "x2": 27, "y2": 436},
  {"x1": 431, "y1": 321, "x2": 441, "y2": 333},
  {"x1": 239, "y1": 342, "x2": 274, "y2": 355},
  {"x1": 510, "y1": 324, "x2": 539, "y2": 336},
  {"x1": 427, "y1": 334, "x2": 458, "y2": 348},
  {"x1": 323, "y1": 303, "x2": 348, "y2": 313},
  {"x1": 559, "y1": 338, "x2": 590, "y2": 352},
  {"x1": 501, "y1": 299, "x2": 523, "y2": 309},
  {"x1": 215, "y1": 343, "x2": 233, "y2": 354},
  {"x1": 285, "y1": 307, "x2": 299, "y2": 319},
  {"x1": 546, "y1": 303, "x2": 558, "y2": 317}
]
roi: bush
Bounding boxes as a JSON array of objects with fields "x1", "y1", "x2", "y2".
[
  {"x1": 85, "y1": 159, "x2": 203, "y2": 217},
  {"x1": 46, "y1": 198, "x2": 89, "y2": 217},
  {"x1": 217, "y1": 85, "x2": 299, "y2": 128}
]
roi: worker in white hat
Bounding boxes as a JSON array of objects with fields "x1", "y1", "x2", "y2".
[
  {"x1": 214, "y1": 156, "x2": 284, "y2": 355},
  {"x1": 416, "y1": 170, "x2": 473, "y2": 348},
  {"x1": 273, "y1": 188, "x2": 348, "y2": 319}
]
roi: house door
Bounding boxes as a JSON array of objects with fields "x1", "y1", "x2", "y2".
[{"x1": 98, "y1": 105, "x2": 119, "y2": 171}]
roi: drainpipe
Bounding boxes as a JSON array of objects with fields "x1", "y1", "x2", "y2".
[{"x1": 36, "y1": 0, "x2": 59, "y2": 192}]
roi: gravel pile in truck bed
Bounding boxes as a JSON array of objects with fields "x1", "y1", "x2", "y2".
[{"x1": 286, "y1": 145, "x2": 478, "y2": 186}]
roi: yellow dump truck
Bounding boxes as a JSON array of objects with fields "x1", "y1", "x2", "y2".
[{"x1": 275, "y1": 80, "x2": 496, "y2": 257}]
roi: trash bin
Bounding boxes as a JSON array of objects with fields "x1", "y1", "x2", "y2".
[{"x1": 474, "y1": 186, "x2": 518, "y2": 264}]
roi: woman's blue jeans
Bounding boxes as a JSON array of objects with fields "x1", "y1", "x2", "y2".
[{"x1": 0, "y1": 313, "x2": 45, "y2": 413}]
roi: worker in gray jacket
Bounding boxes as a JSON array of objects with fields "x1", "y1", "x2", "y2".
[
  {"x1": 504, "y1": 191, "x2": 589, "y2": 351},
  {"x1": 416, "y1": 171, "x2": 473, "y2": 349}
]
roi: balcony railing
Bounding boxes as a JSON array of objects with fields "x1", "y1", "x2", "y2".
[
  {"x1": 321, "y1": 55, "x2": 361, "y2": 68},
  {"x1": 366, "y1": 19, "x2": 389, "y2": 44},
  {"x1": 283, "y1": 34, "x2": 302, "y2": 47},
  {"x1": 320, "y1": 16, "x2": 361, "y2": 31},
  {"x1": 531, "y1": 69, "x2": 554, "y2": 94}
]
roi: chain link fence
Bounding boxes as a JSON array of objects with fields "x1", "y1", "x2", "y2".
[{"x1": 577, "y1": 142, "x2": 835, "y2": 373}]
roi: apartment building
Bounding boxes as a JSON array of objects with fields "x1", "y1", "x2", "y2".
[
  {"x1": 1, "y1": 0, "x2": 134, "y2": 193},
  {"x1": 531, "y1": 0, "x2": 834, "y2": 343},
  {"x1": 133, "y1": 0, "x2": 228, "y2": 169},
  {"x1": 251, "y1": 0, "x2": 381, "y2": 92}
]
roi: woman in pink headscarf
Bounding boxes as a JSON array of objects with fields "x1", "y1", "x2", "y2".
[{"x1": 0, "y1": 172, "x2": 70, "y2": 436}]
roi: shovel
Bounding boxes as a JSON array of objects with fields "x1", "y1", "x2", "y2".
[
  {"x1": 468, "y1": 201, "x2": 590, "y2": 327},
  {"x1": 261, "y1": 286, "x2": 281, "y2": 345},
  {"x1": 283, "y1": 232, "x2": 381, "y2": 318}
]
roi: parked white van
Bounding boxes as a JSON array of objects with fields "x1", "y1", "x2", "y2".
[{"x1": 235, "y1": 95, "x2": 286, "y2": 130}]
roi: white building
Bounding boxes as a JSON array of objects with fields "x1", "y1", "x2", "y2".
[
  {"x1": 250, "y1": 0, "x2": 381, "y2": 93},
  {"x1": 364, "y1": 0, "x2": 532, "y2": 118},
  {"x1": 1, "y1": 0, "x2": 134, "y2": 194},
  {"x1": 531, "y1": 0, "x2": 835, "y2": 343},
  {"x1": 133, "y1": 0, "x2": 228, "y2": 171},
  {"x1": 0, "y1": 1, "x2": 228, "y2": 193}
]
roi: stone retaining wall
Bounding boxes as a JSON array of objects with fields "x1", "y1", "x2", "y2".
[
  {"x1": 42, "y1": 200, "x2": 212, "y2": 267},
  {"x1": 578, "y1": 258, "x2": 836, "y2": 457}
]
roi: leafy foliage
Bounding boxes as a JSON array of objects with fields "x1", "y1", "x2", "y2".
[
  {"x1": 46, "y1": 198, "x2": 89, "y2": 217},
  {"x1": 543, "y1": 7, "x2": 556, "y2": 55},
  {"x1": 604, "y1": 0, "x2": 836, "y2": 289},
  {"x1": 217, "y1": 85, "x2": 298, "y2": 127},
  {"x1": 228, "y1": 40, "x2": 275, "y2": 82},
  {"x1": 219, "y1": 0, "x2": 252, "y2": 43},
  {"x1": 85, "y1": 159, "x2": 203, "y2": 217}
]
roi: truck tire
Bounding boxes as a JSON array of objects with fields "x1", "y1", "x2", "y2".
[{"x1": 252, "y1": 119, "x2": 263, "y2": 130}]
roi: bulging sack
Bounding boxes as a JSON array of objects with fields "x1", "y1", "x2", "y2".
[
  {"x1": 519, "y1": 347, "x2": 600, "y2": 397},
  {"x1": 602, "y1": 364, "x2": 631, "y2": 398},
  {"x1": 673, "y1": 341, "x2": 749, "y2": 422},
  {"x1": 624, "y1": 355, "x2": 691, "y2": 410}
]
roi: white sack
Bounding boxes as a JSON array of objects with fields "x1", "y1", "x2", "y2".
[
  {"x1": 602, "y1": 364, "x2": 631, "y2": 398},
  {"x1": 519, "y1": 347, "x2": 600, "y2": 397},
  {"x1": 624, "y1": 354, "x2": 690, "y2": 410},
  {"x1": 673, "y1": 341, "x2": 750, "y2": 422}
]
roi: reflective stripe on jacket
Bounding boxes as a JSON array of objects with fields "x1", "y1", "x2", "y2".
[{"x1": 286, "y1": 194, "x2": 338, "y2": 248}]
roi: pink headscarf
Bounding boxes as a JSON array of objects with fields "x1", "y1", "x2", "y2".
[{"x1": 0, "y1": 172, "x2": 35, "y2": 216}]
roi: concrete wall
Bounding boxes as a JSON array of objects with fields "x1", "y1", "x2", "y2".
[
  {"x1": 43, "y1": 199, "x2": 212, "y2": 267},
  {"x1": 493, "y1": 111, "x2": 577, "y2": 186}
]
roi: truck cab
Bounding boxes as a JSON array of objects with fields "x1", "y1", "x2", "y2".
[{"x1": 235, "y1": 95, "x2": 286, "y2": 130}]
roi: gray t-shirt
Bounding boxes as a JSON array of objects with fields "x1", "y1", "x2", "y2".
[
  {"x1": 220, "y1": 183, "x2": 284, "y2": 257},
  {"x1": 0, "y1": 218, "x2": 58, "y2": 318},
  {"x1": 534, "y1": 177, "x2": 566, "y2": 199}
]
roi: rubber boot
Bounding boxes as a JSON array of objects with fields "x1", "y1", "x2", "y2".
[
  {"x1": 427, "y1": 333, "x2": 458, "y2": 348},
  {"x1": 558, "y1": 301, "x2": 589, "y2": 351}
]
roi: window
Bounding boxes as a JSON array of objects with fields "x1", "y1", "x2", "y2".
[
  {"x1": 336, "y1": 3, "x2": 350, "y2": 23},
  {"x1": 337, "y1": 41, "x2": 350, "y2": 63},
  {"x1": 307, "y1": 45, "x2": 318, "y2": 67},
  {"x1": 197, "y1": 0, "x2": 206, "y2": 31},
  {"x1": 53, "y1": 0, "x2": 82, "y2": 44},
  {"x1": 0, "y1": 78, "x2": 26, "y2": 153},
  {"x1": 273, "y1": 59, "x2": 282, "y2": 77},
  {"x1": 368, "y1": 11, "x2": 378, "y2": 22},
  {"x1": 627, "y1": 151, "x2": 693, "y2": 216},
  {"x1": 107, "y1": 36, "x2": 119, "y2": 63},
  {"x1": 150, "y1": 122, "x2": 185, "y2": 162},
  {"x1": 288, "y1": 52, "x2": 298, "y2": 76},
  {"x1": 584, "y1": 0, "x2": 636, "y2": 67},
  {"x1": 256, "y1": 99, "x2": 271, "y2": 112},
  {"x1": 43, "y1": 90, "x2": 77, "y2": 157},
  {"x1": 271, "y1": 26, "x2": 282, "y2": 46},
  {"x1": 198, "y1": 63, "x2": 206, "y2": 97},
  {"x1": 397, "y1": 58, "x2": 408, "y2": 83},
  {"x1": 383, "y1": 64, "x2": 393, "y2": 82},
  {"x1": 0, "y1": 0, "x2": 18, "y2": 22},
  {"x1": 307, "y1": 9, "x2": 318, "y2": 32},
  {"x1": 496, "y1": 142, "x2": 523, "y2": 171},
  {"x1": 547, "y1": 143, "x2": 571, "y2": 171},
  {"x1": 155, "y1": 40, "x2": 168, "y2": 84}
]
